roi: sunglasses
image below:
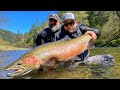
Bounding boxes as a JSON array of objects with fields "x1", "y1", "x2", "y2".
[{"x1": 64, "y1": 21, "x2": 75, "y2": 27}]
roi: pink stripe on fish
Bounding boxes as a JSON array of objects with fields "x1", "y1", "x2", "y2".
[{"x1": 24, "y1": 55, "x2": 39, "y2": 65}]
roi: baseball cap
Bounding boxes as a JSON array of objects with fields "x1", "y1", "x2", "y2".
[
  {"x1": 48, "y1": 14, "x2": 59, "y2": 21},
  {"x1": 63, "y1": 13, "x2": 75, "y2": 22}
]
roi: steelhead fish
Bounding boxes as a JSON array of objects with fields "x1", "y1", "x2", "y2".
[{"x1": 5, "y1": 34, "x2": 94, "y2": 77}]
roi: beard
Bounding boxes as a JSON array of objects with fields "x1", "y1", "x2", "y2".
[{"x1": 50, "y1": 24, "x2": 61, "y2": 32}]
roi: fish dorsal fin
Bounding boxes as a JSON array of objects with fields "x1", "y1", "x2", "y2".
[{"x1": 87, "y1": 41, "x2": 95, "y2": 49}]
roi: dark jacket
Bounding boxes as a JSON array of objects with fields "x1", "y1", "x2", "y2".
[
  {"x1": 35, "y1": 27, "x2": 61, "y2": 46},
  {"x1": 57, "y1": 23, "x2": 101, "y2": 61}
]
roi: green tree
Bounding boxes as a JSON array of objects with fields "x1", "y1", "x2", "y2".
[
  {"x1": 94, "y1": 11, "x2": 120, "y2": 46},
  {"x1": 87, "y1": 11, "x2": 110, "y2": 29}
]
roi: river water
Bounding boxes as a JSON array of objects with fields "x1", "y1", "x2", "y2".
[{"x1": 0, "y1": 47, "x2": 120, "y2": 79}]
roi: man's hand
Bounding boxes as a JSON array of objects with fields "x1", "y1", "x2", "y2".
[{"x1": 85, "y1": 31, "x2": 97, "y2": 41}]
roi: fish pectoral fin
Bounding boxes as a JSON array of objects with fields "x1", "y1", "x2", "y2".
[
  {"x1": 87, "y1": 41, "x2": 95, "y2": 49},
  {"x1": 43, "y1": 58, "x2": 56, "y2": 67},
  {"x1": 43, "y1": 57, "x2": 59, "y2": 69},
  {"x1": 42, "y1": 66, "x2": 49, "y2": 71}
]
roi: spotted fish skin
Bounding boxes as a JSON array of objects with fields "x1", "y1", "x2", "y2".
[{"x1": 5, "y1": 34, "x2": 93, "y2": 77}]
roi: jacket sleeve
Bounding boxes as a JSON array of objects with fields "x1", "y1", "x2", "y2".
[
  {"x1": 35, "y1": 34, "x2": 44, "y2": 46},
  {"x1": 34, "y1": 30, "x2": 47, "y2": 46},
  {"x1": 79, "y1": 23, "x2": 101, "y2": 38}
]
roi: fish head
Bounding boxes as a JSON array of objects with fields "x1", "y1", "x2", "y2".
[{"x1": 5, "y1": 55, "x2": 40, "y2": 77}]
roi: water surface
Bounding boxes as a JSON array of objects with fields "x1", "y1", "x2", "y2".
[{"x1": 0, "y1": 47, "x2": 120, "y2": 79}]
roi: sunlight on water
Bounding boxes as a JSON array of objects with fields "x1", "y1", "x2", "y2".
[
  {"x1": 0, "y1": 50, "x2": 30, "y2": 79},
  {"x1": 0, "y1": 47, "x2": 120, "y2": 79}
]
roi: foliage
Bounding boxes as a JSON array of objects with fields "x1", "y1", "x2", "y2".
[
  {"x1": 0, "y1": 29, "x2": 18, "y2": 45},
  {"x1": 0, "y1": 38, "x2": 9, "y2": 45},
  {"x1": 87, "y1": 11, "x2": 110, "y2": 29},
  {"x1": 94, "y1": 11, "x2": 120, "y2": 47},
  {"x1": 0, "y1": 11, "x2": 120, "y2": 48},
  {"x1": 109, "y1": 38, "x2": 120, "y2": 47}
]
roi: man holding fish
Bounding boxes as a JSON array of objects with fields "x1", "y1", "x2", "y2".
[
  {"x1": 58, "y1": 13, "x2": 101, "y2": 67},
  {"x1": 4, "y1": 13, "x2": 114, "y2": 77},
  {"x1": 35, "y1": 12, "x2": 101, "y2": 68}
]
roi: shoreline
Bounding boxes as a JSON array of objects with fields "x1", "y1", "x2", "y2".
[
  {"x1": 0, "y1": 45, "x2": 119, "y2": 52},
  {"x1": 0, "y1": 45, "x2": 31, "y2": 51}
]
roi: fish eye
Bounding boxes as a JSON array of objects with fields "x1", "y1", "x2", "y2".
[{"x1": 17, "y1": 62, "x2": 23, "y2": 65}]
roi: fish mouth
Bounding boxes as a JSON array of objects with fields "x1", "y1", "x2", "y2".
[
  {"x1": 5, "y1": 67, "x2": 34, "y2": 77},
  {"x1": 5, "y1": 67, "x2": 24, "y2": 77}
]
